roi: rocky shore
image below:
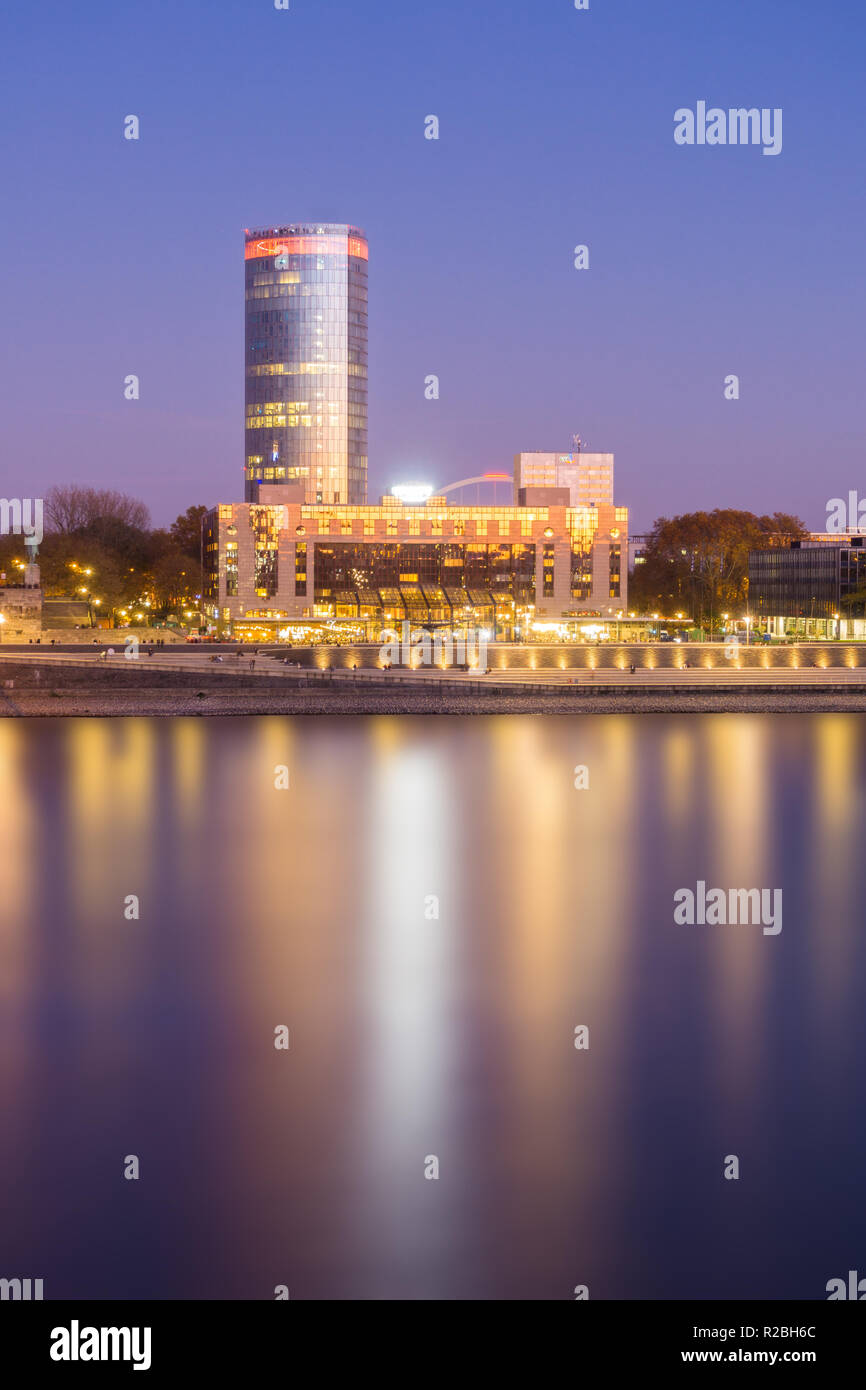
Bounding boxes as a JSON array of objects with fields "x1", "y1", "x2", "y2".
[{"x1": 5, "y1": 686, "x2": 866, "y2": 717}]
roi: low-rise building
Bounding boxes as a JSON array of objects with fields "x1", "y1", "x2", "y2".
[{"x1": 749, "y1": 539, "x2": 866, "y2": 639}]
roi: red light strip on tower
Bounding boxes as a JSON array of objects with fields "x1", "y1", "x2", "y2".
[{"x1": 245, "y1": 235, "x2": 368, "y2": 261}]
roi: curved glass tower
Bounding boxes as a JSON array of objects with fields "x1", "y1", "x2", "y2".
[{"x1": 244, "y1": 223, "x2": 368, "y2": 504}]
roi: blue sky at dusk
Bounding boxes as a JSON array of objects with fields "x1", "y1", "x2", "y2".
[{"x1": 1, "y1": 0, "x2": 863, "y2": 530}]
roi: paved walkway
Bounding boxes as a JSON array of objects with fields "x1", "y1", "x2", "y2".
[{"x1": 2, "y1": 650, "x2": 865, "y2": 689}]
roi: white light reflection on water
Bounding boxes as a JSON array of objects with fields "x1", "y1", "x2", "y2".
[{"x1": 0, "y1": 714, "x2": 863, "y2": 1299}]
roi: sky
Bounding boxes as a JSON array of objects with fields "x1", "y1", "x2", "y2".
[{"x1": 1, "y1": 0, "x2": 864, "y2": 532}]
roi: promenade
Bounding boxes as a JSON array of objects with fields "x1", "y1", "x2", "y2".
[{"x1": 3, "y1": 644, "x2": 866, "y2": 715}]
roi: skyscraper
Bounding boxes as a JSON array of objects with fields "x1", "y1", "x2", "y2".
[{"x1": 244, "y1": 223, "x2": 368, "y2": 504}]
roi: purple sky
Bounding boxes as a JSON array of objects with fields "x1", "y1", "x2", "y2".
[{"x1": 1, "y1": 0, "x2": 864, "y2": 532}]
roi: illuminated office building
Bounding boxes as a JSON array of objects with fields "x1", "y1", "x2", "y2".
[
  {"x1": 749, "y1": 538, "x2": 866, "y2": 639},
  {"x1": 514, "y1": 450, "x2": 614, "y2": 507},
  {"x1": 202, "y1": 486, "x2": 628, "y2": 641},
  {"x1": 244, "y1": 223, "x2": 368, "y2": 504}
]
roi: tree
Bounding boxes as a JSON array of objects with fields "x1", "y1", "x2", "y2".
[
  {"x1": 75, "y1": 515, "x2": 152, "y2": 568},
  {"x1": 146, "y1": 530, "x2": 197, "y2": 611},
  {"x1": 35, "y1": 537, "x2": 143, "y2": 621},
  {"x1": 629, "y1": 509, "x2": 808, "y2": 627},
  {"x1": 0, "y1": 533, "x2": 27, "y2": 583},
  {"x1": 169, "y1": 505, "x2": 208, "y2": 561},
  {"x1": 12, "y1": 483, "x2": 209, "y2": 626},
  {"x1": 45, "y1": 486, "x2": 150, "y2": 536}
]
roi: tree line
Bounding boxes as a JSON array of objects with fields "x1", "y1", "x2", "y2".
[
  {"x1": 1, "y1": 491, "x2": 815, "y2": 629},
  {"x1": 627, "y1": 510, "x2": 808, "y2": 626},
  {"x1": 0, "y1": 486, "x2": 207, "y2": 624}
]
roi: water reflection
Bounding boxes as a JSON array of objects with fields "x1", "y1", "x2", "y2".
[{"x1": 0, "y1": 714, "x2": 864, "y2": 1299}]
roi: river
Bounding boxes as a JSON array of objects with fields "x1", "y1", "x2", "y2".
[{"x1": 1, "y1": 713, "x2": 864, "y2": 1299}]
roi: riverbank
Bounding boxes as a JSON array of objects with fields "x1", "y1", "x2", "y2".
[
  {"x1": 5, "y1": 686, "x2": 866, "y2": 716},
  {"x1": 3, "y1": 650, "x2": 866, "y2": 715}
]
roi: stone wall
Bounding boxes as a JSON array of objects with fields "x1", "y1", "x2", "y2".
[
  {"x1": 0, "y1": 587, "x2": 42, "y2": 641},
  {"x1": 33, "y1": 627, "x2": 189, "y2": 646}
]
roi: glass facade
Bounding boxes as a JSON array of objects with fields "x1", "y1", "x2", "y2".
[
  {"x1": 570, "y1": 546, "x2": 592, "y2": 600},
  {"x1": 250, "y1": 506, "x2": 279, "y2": 597},
  {"x1": 202, "y1": 513, "x2": 219, "y2": 600},
  {"x1": 750, "y1": 542, "x2": 866, "y2": 619},
  {"x1": 841, "y1": 548, "x2": 866, "y2": 612},
  {"x1": 244, "y1": 223, "x2": 368, "y2": 504},
  {"x1": 313, "y1": 542, "x2": 536, "y2": 604}
]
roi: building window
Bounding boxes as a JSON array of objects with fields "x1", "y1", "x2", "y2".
[
  {"x1": 609, "y1": 543, "x2": 621, "y2": 598},
  {"x1": 250, "y1": 506, "x2": 279, "y2": 597},
  {"x1": 295, "y1": 542, "x2": 307, "y2": 597},
  {"x1": 543, "y1": 543, "x2": 555, "y2": 597},
  {"x1": 226, "y1": 543, "x2": 238, "y2": 597}
]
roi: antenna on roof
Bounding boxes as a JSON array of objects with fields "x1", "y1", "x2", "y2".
[{"x1": 572, "y1": 433, "x2": 583, "y2": 454}]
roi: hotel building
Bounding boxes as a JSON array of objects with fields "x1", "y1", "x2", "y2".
[
  {"x1": 202, "y1": 486, "x2": 628, "y2": 642},
  {"x1": 244, "y1": 223, "x2": 368, "y2": 505}
]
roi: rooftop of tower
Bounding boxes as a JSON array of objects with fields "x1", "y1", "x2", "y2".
[{"x1": 244, "y1": 223, "x2": 367, "y2": 241}]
